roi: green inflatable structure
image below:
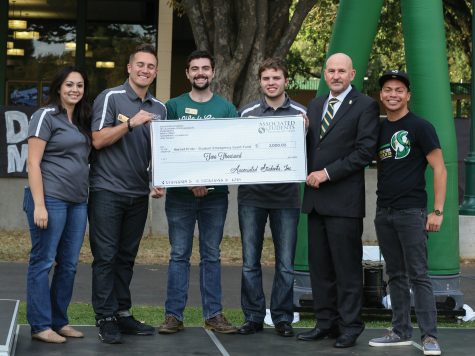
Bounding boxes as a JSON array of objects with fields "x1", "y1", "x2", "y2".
[{"x1": 294, "y1": 0, "x2": 462, "y2": 311}]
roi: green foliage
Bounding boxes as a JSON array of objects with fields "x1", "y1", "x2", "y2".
[
  {"x1": 287, "y1": 0, "x2": 338, "y2": 81},
  {"x1": 287, "y1": 0, "x2": 472, "y2": 94}
]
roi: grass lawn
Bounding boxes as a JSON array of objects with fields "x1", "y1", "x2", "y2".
[
  {"x1": 15, "y1": 302, "x2": 475, "y2": 329},
  {"x1": 0, "y1": 231, "x2": 275, "y2": 266}
]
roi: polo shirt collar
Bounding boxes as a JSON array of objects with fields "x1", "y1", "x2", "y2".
[
  {"x1": 260, "y1": 93, "x2": 291, "y2": 112},
  {"x1": 124, "y1": 79, "x2": 153, "y2": 103}
]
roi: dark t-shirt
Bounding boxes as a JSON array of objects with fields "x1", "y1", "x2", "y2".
[
  {"x1": 376, "y1": 112, "x2": 441, "y2": 209},
  {"x1": 238, "y1": 95, "x2": 306, "y2": 209}
]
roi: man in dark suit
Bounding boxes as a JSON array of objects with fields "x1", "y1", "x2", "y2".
[{"x1": 297, "y1": 53, "x2": 379, "y2": 348}]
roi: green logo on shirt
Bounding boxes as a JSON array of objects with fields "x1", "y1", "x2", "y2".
[{"x1": 390, "y1": 130, "x2": 410, "y2": 159}]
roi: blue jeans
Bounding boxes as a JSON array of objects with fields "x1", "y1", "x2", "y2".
[
  {"x1": 165, "y1": 193, "x2": 228, "y2": 320},
  {"x1": 374, "y1": 206, "x2": 437, "y2": 340},
  {"x1": 23, "y1": 187, "x2": 87, "y2": 334},
  {"x1": 239, "y1": 205, "x2": 299, "y2": 324},
  {"x1": 88, "y1": 190, "x2": 149, "y2": 319}
]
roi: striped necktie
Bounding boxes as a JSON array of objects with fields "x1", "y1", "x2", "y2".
[{"x1": 320, "y1": 97, "x2": 339, "y2": 138}]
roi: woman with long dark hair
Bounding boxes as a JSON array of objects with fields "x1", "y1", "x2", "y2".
[{"x1": 24, "y1": 66, "x2": 91, "y2": 343}]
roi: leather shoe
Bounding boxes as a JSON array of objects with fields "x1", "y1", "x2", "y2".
[
  {"x1": 334, "y1": 333, "x2": 359, "y2": 348},
  {"x1": 275, "y1": 322, "x2": 294, "y2": 337},
  {"x1": 238, "y1": 321, "x2": 263, "y2": 335},
  {"x1": 297, "y1": 326, "x2": 339, "y2": 341}
]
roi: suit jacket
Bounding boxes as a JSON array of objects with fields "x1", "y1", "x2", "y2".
[{"x1": 302, "y1": 86, "x2": 379, "y2": 218}]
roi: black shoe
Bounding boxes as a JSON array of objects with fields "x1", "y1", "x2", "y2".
[
  {"x1": 238, "y1": 321, "x2": 263, "y2": 335},
  {"x1": 334, "y1": 333, "x2": 359, "y2": 348},
  {"x1": 97, "y1": 317, "x2": 122, "y2": 344},
  {"x1": 297, "y1": 326, "x2": 339, "y2": 341},
  {"x1": 275, "y1": 322, "x2": 294, "y2": 337},
  {"x1": 116, "y1": 315, "x2": 155, "y2": 335}
]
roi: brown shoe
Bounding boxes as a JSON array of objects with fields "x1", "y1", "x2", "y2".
[
  {"x1": 158, "y1": 315, "x2": 184, "y2": 334},
  {"x1": 32, "y1": 329, "x2": 66, "y2": 343},
  {"x1": 57, "y1": 325, "x2": 84, "y2": 338},
  {"x1": 205, "y1": 314, "x2": 238, "y2": 334}
]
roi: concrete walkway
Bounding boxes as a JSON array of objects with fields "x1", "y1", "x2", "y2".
[{"x1": 1, "y1": 261, "x2": 475, "y2": 311}]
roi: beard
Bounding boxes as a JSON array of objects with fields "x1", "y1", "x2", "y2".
[{"x1": 191, "y1": 76, "x2": 210, "y2": 90}]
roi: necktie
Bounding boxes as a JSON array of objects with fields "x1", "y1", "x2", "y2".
[{"x1": 320, "y1": 97, "x2": 339, "y2": 138}]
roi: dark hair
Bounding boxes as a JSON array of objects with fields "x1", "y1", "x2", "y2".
[
  {"x1": 45, "y1": 66, "x2": 91, "y2": 136},
  {"x1": 129, "y1": 44, "x2": 157, "y2": 63},
  {"x1": 186, "y1": 50, "x2": 215, "y2": 70},
  {"x1": 258, "y1": 58, "x2": 289, "y2": 79}
]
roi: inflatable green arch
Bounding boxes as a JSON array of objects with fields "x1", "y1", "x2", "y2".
[{"x1": 295, "y1": 0, "x2": 459, "y2": 282}]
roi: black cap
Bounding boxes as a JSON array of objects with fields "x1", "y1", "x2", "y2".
[{"x1": 379, "y1": 70, "x2": 410, "y2": 90}]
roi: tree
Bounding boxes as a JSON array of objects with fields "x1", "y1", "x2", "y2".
[
  {"x1": 174, "y1": 0, "x2": 318, "y2": 107},
  {"x1": 288, "y1": 0, "x2": 472, "y2": 92}
]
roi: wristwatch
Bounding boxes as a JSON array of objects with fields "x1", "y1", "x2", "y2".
[
  {"x1": 127, "y1": 118, "x2": 133, "y2": 132},
  {"x1": 433, "y1": 209, "x2": 443, "y2": 216}
]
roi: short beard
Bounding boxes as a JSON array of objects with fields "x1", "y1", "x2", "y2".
[{"x1": 192, "y1": 81, "x2": 210, "y2": 90}]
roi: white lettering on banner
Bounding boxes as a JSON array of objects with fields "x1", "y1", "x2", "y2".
[
  {"x1": 8, "y1": 144, "x2": 28, "y2": 173},
  {"x1": 4, "y1": 111, "x2": 29, "y2": 173},
  {"x1": 5, "y1": 111, "x2": 28, "y2": 143}
]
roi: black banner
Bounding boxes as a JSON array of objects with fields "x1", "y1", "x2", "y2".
[{"x1": 0, "y1": 106, "x2": 36, "y2": 177}]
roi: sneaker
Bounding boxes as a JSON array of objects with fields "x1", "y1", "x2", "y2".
[
  {"x1": 97, "y1": 317, "x2": 122, "y2": 344},
  {"x1": 116, "y1": 315, "x2": 155, "y2": 335},
  {"x1": 158, "y1": 315, "x2": 184, "y2": 334},
  {"x1": 369, "y1": 329, "x2": 412, "y2": 347},
  {"x1": 422, "y1": 336, "x2": 441, "y2": 355},
  {"x1": 204, "y1": 314, "x2": 238, "y2": 334}
]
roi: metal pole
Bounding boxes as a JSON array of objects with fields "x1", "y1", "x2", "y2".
[{"x1": 459, "y1": 0, "x2": 475, "y2": 215}]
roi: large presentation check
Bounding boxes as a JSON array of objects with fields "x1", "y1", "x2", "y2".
[{"x1": 151, "y1": 115, "x2": 307, "y2": 187}]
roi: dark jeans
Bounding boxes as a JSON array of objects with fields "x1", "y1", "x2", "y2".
[
  {"x1": 239, "y1": 204, "x2": 299, "y2": 324},
  {"x1": 374, "y1": 206, "x2": 437, "y2": 340},
  {"x1": 164, "y1": 193, "x2": 228, "y2": 320},
  {"x1": 88, "y1": 190, "x2": 149, "y2": 320}
]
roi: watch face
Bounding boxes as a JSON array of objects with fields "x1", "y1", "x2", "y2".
[{"x1": 434, "y1": 209, "x2": 442, "y2": 216}]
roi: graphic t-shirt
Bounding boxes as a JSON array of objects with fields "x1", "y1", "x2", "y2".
[
  {"x1": 165, "y1": 93, "x2": 238, "y2": 197},
  {"x1": 376, "y1": 112, "x2": 440, "y2": 209}
]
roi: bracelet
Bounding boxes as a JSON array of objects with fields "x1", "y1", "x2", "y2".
[{"x1": 127, "y1": 119, "x2": 133, "y2": 132}]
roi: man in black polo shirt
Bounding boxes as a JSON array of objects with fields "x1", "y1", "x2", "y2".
[
  {"x1": 368, "y1": 70, "x2": 446, "y2": 356},
  {"x1": 89, "y1": 44, "x2": 166, "y2": 344},
  {"x1": 237, "y1": 58, "x2": 306, "y2": 337}
]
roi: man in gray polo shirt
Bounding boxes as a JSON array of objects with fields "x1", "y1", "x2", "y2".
[
  {"x1": 89, "y1": 44, "x2": 166, "y2": 344},
  {"x1": 237, "y1": 58, "x2": 306, "y2": 337}
]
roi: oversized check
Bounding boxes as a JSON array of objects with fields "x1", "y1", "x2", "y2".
[{"x1": 151, "y1": 115, "x2": 307, "y2": 187}]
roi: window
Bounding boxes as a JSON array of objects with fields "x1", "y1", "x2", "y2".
[{"x1": 6, "y1": 0, "x2": 76, "y2": 106}]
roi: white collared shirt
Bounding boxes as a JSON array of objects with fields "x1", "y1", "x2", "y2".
[
  {"x1": 321, "y1": 84, "x2": 353, "y2": 121},
  {"x1": 320, "y1": 84, "x2": 352, "y2": 181}
]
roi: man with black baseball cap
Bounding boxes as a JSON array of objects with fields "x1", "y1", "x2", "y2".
[
  {"x1": 378, "y1": 69, "x2": 411, "y2": 90},
  {"x1": 368, "y1": 70, "x2": 446, "y2": 356}
]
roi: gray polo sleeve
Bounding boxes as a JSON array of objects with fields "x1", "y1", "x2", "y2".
[
  {"x1": 28, "y1": 108, "x2": 55, "y2": 141},
  {"x1": 92, "y1": 90, "x2": 117, "y2": 131}
]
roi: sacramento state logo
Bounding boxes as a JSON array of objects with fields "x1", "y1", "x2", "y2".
[{"x1": 390, "y1": 130, "x2": 410, "y2": 159}]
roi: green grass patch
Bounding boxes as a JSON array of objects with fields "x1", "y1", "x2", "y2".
[{"x1": 16, "y1": 302, "x2": 475, "y2": 329}]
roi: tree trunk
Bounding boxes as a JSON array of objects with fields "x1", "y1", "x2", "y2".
[{"x1": 179, "y1": 0, "x2": 318, "y2": 108}]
